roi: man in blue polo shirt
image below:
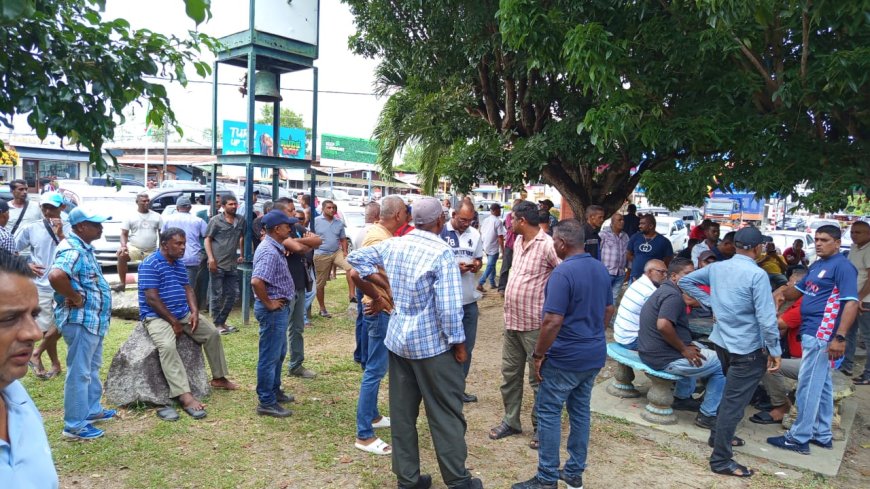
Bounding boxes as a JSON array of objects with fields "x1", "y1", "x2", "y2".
[
  {"x1": 512, "y1": 219, "x2": 613, "y2": 489},
  {"x1": 139, "y1": 227, "x2": 238, "y2": 421},
  {"x1": 769, "y1": 224, "x2": 859, "y2": 454}
]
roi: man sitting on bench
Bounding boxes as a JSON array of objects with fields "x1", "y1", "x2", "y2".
[{"x1": 638, "y1": 258, "x2": 726, "y2": 431}]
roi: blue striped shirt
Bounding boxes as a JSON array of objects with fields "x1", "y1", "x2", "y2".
[
  {"x1": 347, "y1": 229, "x2": 465, "y2": 360},
  {"x1": 51, "y1": 233, "x2": 111, "y2": 336},
  {"x1": 252, "y1": 235, "x2": 296, "y2": 300},
  {"x1": 137, "y1": 251, "x2": 190, "y2": 320}
]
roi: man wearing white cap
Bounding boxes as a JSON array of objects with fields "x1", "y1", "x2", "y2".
[
  {"x1": 49, "y1": 207, "x2": 116, "y2": 440},
  {"x1": 348, "y1": 196, "x2": 482, "y2": 489},
  {"x1": 14, "y1": 191, "x2": 70, "y2": 380}
]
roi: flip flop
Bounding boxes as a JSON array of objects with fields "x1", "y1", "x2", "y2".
[
  {"x1": 712, "y1": 462, "x2": 754, "y2": 478},
  {"x1": 354, "y1": 438, "x2": 392, "y2": 455},
  {"x1": 372, "y1": 416, "x2": 391, "y2": 429},
  {"x1": 852, "y1": 376, "x2": 870, "y2": 385},
  {"x1": 183, "y1": 406, "x2": 207, "y2": 420},
  {"x1": 156, "y1": 407, "x2": 180, "y2": 422},
  {"x1": 489, "y1": 421, "x2": 522, "y2": 440},
  {"x1": 28, "y1": 360, "x2": 46, "y2": 377},
  {"x1": 749, "y1": 411, "x2": 781, "y2": 425}
]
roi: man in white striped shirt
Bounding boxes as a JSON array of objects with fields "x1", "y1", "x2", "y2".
[{"x1": 613, "y1": 259, "x2": 667, "y2": 349}]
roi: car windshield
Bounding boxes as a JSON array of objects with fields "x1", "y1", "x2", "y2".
[
  {"x1": 655, "y1": 222, "x2": 672, "y2": 234},
  {"x1": 706, "y1": 201, "x2": 734, "y2": 212}
]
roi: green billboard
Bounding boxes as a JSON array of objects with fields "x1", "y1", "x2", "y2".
[{"x1": 321, "y1": 134, "x2": 378, "y2": 164}]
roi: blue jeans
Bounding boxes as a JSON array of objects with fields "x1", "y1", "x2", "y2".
[
  {"x1": 254, "y1": 300, "x2": 291, "y2": 406},
  {"x1": 356, "y1": 311, "x2": 390, "y2": 439},
  {"x1": 786, "y1": 335, "x2": 834, "y2": 444},
  {"x1": 620, "y1": 337, "x2": 638, "y2": 351},
  {"x1": 302, "y1": 288, "x2": 316, "y2": 324},
  {"x1": 462, "y1": 302, "x2": 478, "y2": 379},
  {"x1": 209, "y1": 268, "x2": 239, "y2": 326},
  {"x1": 842, "y1": 306, "x2": 870, "y2": 377},
  {"x1": 536, "y1": 363, "x2": 599, "y2": 484},
  {"x1": 664, "y1": 346, "x2": 726, "y2": 418},
  {"x1": 609, "y1": 274, "x2": 624, "y2": 305},
  {"x1": 61, "y1": 324, "x2": 106, "y2": 431},
  {"x1": 353, "y1": 288, "x2": 367, "y2": 367},
  {"x1": 478, "y1": 252, "x2": 499, "y2": 287}
]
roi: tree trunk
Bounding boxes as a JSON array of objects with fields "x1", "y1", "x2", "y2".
[{"x1": 542, "y1": 160, "x2": 636, "y2": 219}]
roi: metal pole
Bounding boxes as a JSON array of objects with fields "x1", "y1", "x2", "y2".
[
  {"x1": 144, "y1": 143, "x2": 149, "y2": 186},
  {"x1": 272, "y1": 71, "x2": 280, "y2": 200},
  {"x1": 309, "y1": 67, "x2": 318, "y2": 232},
  {"x1": 162, "y1": 114, "x2": 168, "y2": 182},
  {"x1": 241, "y1": 52, "x2": 257, "y2": 325}
]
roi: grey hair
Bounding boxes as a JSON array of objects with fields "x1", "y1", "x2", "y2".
[
  {"x1": 365, "y1": 201, "x2": 381, "y2": 223},
  {"x1": 380, "y1": 196, "x2": 405, "y2": 220},
  {"x1": 552, "y1": 219, "x2": 585, "y2": 248}
]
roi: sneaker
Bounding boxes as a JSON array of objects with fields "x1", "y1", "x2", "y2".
[
  {"x1": 511, "y1": 476, "x2": 557, "y2": 489},
  {"x1": 398, "y1": 474, "x2": 432, "y2": 489},
  {"x1": 86, "y1": 409, "x2": 118, "y2": 423},
  {"x1": 275, "y1": 391, "x2": 296, "y2": 404},
  {"x1": 62, "y1": 424, "x2": 104, "y2": 441},
  {"x1": 559, "y1": 470, "x2": 584, "y2": 489},
  {"x1": 672, "y1": 397, "x2": 702, "y2": 412},
  {"x1": 462, "y1": 392, "x2": 478, "y2": 403},
  {"x1": 809, "y1": 438, "x2": 833, "y2": 450},
  {"x1": 256, "y1": 403, "x2": 293, "y2": 418},
  {"x1": 767, "y1": 435, "x2": 810, "y2": 455},
  {"x1": 694, "y1": 413, "x2": 716, "y2": 430},
  {"x1": 290, "y1": 367, "x2": 317, "y2": 379}
]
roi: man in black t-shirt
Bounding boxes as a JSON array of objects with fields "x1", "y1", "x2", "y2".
[
  {"x1": 582, "y1": 204, "x2": 605, "y2": 260},
  {"x1": 638, "y1": 258, "x2": 727, "y2": 431}
]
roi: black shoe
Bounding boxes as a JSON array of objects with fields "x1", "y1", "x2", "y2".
[
  {"x1": 462, "y1": 392, "x2": 478, "y2": 403},
  {"x1": 672, "y1": 396, "x2": 702, "y2": 412},
  {"x1": 454, "y1": 477, "x2": 484, "y2": 489},
  {"x1": 695, "y1": 413, "x2": 716, "y2": 430},
  {"x1": 256, "y1": 403, "x2": 293, "y2": 418},
  {"x1": 275, "y1": 391, "x2": 295, "y2": 404},
  {"x1": 511, "y1": 476, "x2": 557, "y2": 489},
  {"x1": 559, "y1": 470, "x2": 584, "y2": 489},
  {"x1": 398, "y1": 474, "x2": 432, "y2": 489}
]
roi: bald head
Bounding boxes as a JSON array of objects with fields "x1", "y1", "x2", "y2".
[
  {"x1": 364, "y1": 202, "x2": 381, "y2": 224},
  {"x1": 643, "y1": 259, "x2": 667, "y2": 284}
]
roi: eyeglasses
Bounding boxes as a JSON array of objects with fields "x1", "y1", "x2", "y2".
[{"x1": 652, "y1": 269, "x2": 668, "y2": 274}]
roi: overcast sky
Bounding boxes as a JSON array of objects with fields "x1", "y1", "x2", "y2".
[{"x1": 105, "y1": 0, "x2": 385, "y2": 148}]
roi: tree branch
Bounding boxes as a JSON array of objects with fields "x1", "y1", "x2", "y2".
[{"x1": 800, "y1": 3, "x2": 810, "y2": 84}]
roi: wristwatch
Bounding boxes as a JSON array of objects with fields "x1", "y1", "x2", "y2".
[
  {"x1": 531, "y1": 352, "x2": 544, "y2": 360},
  {"x1": 834, "y1": 334, "x2": 847, "y2": 343}
]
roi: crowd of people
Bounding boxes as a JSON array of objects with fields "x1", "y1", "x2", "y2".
[{"x1": 0, "y1": 187, "x2": 867, "y2": 489}]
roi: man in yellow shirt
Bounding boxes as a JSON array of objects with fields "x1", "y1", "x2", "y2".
[{"x1": 757, "y1": 242, "x2": 788, "y2": 288}]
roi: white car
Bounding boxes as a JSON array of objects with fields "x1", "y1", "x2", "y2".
[
  {"x1": 340, "y1": 209, "x2": 367, "y2": 252},
  {"x1": 58, "y1": 186, "x2": 138, "y2": 266},
  {"x1": 767, "y1": 230, "x2": 817, "y2": 264},
  {"x1": 655, "y1": 216, "x2": 689, "y2": 253}
]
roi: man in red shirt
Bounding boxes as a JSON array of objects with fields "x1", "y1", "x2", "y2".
[
  {"x1": 783, "y1": 239, "x2": 809, "y2": 277},
  {"x1": 751, "y1": 268, "x2": 807, "y2": 424}
]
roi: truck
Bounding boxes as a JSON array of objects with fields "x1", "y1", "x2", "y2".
[{"x1": 703, "y1": 191, "x2": 766, "y2": 227}]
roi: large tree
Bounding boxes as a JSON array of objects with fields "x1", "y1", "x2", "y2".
[
  {"x1": 346, "y1": 0, "x2": 869, "y2": 215},
  {"x1": 0, "y1": 0, "x2": 214, "y2": 174}
]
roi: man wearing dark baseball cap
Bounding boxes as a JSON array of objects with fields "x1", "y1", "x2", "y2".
[{"x1": 679, "y1": 225, "x2": 781, "y2": 478}]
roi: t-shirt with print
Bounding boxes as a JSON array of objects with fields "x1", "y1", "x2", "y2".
[
  {"x1": 627, "y1": 233, "x2": 673, "y2": 280},
  {"x1": 542, "y1": 253, "x2": 611, "y2": 372},
  {"x1": 638, "y1": 280, "x2": 693, "y2": 370},
  {"x1": 440, "y1": 221, "x2": 483, "y2": 305},
  {"x1": 796, "y1": 253, "x2": 858, "y2": 341},
  {"x1": 122, "y1": 210, "x2": 162, "y2": 251},
  {"x1": 848, "y1": 241, "x2": 870, "y2": 302}
]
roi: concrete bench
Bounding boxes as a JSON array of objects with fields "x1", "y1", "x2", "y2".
[{"x1": 606, "y1": 342, "x2": 686, "y2": 425}]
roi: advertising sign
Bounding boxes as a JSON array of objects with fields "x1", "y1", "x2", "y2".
[
  {"x1": 321, "y1": 134, "x2": 378, "y2": 164},
  {"x1": 222, "y1": 120, "x2": 307, "y2": 159}
]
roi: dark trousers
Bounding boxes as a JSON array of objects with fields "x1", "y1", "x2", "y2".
[
  {"x1": 389, "y1": 350, "x2": 471, "y2": 488},
  {"x1": 186, "y1": 258, "x2": 208, "y2": 311},
  {"x1": 709, "y1": 346, "x2": 767, "y2": 471},
  {"x1": 353, "y1": 288, "x2": 366, "y2": 367},
  {"x1": 497, "y1": 246, "x2": 514, "y2": 293},
  {"x1": 461, "y1": 302, "x2": 479, "y2": 379},
  {"x1": 209, "y1": 268, "x2": 238, "y2": 326}
]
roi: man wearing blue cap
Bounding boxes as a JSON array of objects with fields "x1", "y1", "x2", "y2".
[
  {"x1": 252, "y1": 210, "x2": 300, "y2": 418},
  {"x1": 49, "y1": 207, "x2": 116, "y2": 440}
]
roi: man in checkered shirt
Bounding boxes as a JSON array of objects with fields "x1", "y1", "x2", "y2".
[
  {"x1": 489, "y1": 200, "x2": 561, "y2": 448},
  {"x1": 348, "y1": 196, "x2": 482, "y2": 489}
]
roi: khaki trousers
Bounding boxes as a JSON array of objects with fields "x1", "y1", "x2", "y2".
[
  {"x1": 500, "y1": 328, "x2": 540, "y2": 431},
  {"x1": 313, "y1": 251, "x2": 351, "y2": 292},
  {"x1": 144, "y1": 313, "x2": 229, "y2": 398}
]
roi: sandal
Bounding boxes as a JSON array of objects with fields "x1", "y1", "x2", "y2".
[
  {"x1": 28, "y1": 360, "x2": 46, "y2": 378},
  {"x1": 749, "y1": 411, "x2": 781, "y2": 425},
  {"x1": 853, "y1": 376, "x2": 870, "y2": 385},
  {"x1": 712, "y1": 462, "x2": 754, "y2": 478},
  {"x1": 529, "y1": 430, "x2": 539, "y2": 450},
  {"x1": 488, "y1": 421, "x2": 522, "y2": 440},
  {"x1": 354, "y1": 438, "x2": 392, "y2": 455},
  {"x1": 708, "y1": 436, "x2": 746, "y2": 448}
]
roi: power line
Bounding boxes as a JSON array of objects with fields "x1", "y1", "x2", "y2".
[{"x1": 142, "y1": 75, "x2": 381, "y2": 97}]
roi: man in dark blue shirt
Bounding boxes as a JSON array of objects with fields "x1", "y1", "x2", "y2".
[
  {"x1": 512, "y1": 220, "x2": 613, "y2": 489},
  {"x1": 626, "y1": 214, "x2": 674, "y2": 281},
  {"x1": 769, "y1": 225, "x2": 859, "y2": 454}
]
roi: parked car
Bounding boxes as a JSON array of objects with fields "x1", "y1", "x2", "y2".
[
  {"x1": 85, "y1": 175, "x2": 145, "y2": 188},
  {"x1": 671, "y1": 207, "x2": 703, "y2": 229},
  {"x1": 341, "y1": 209, "x2": 366, "y2": 252},
  {"x1": 147, "y1": 186, "x2": 236, "y2": 213},
  {"x1": 655, "y1": 216, "x2": 689, "y2": 252},
  {"x1": 778, "y1": 216, "x2": 807, "y2": 231},
  {"x1": 767, "y1": 230, "x2": 817, "y2": 265},
  {"x1": 806, "y1": 218, "x2": 840, "y2": 234},
  {"x1": 58, "y1": 187, "x2": 139, "y2": 266},
  {"x1": 334, "y1": 186, "x2": 370, "y2": 206}
]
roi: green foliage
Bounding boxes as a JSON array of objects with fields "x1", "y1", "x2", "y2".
[
  {"x1": 256, "y1": 104, "x2": 306, "y2": 129},
  {"x1": 0, "y1": 0, "x2": 215, "y2": 174},
  {"x1": 346, "y1": 0, "x2": 870, "y2": 215}
]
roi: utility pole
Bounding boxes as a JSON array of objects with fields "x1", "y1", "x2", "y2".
[{"x1": 162, "y1": 114, "x2": 169, "y2": 183}]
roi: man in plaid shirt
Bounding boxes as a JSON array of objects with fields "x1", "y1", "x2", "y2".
[
  {"x1": 490, "y1": 201, "x2": 561, "y2": 449},
  {"x1": 599, "y1": 212, "x2": 630, "y2": 304},
  {"x1": 348, "y1": 196, "x2": 482, "y2": 489}
]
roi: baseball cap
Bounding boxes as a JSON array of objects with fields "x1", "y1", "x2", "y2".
[
  {"x1": 734, "y1": 226, "x2": 772, "y2": 249},
  {"x1": 261, "y1": 210, "x2": 298, "y2": 229},
  {"x1": 539, "y1": 199, "x2": 554, "y2": 208},
  {"x1": 176, "y1": 196, "x2": 192, "y2": 207},
  {"x1": 412, "y1": 197, "x2": 442, "y2": 226},
  {"x1": 490, "y1": 203, "x2": 502, "y2": 211},
  {"x1": 41, "y1": 191, "x2": 65, "y2": 208},
  {"x1": 0, "y1": 200, "x2": 8, "y2": 213},
  {"x1": 69, "y1": 207, "x2": 111, "y2": 225},
  {"x1": 699, "y1": 250, "x2": 717, "y2": 263}
]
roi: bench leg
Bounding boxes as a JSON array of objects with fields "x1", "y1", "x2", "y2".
[
  {"x1": 607, "y1": 363, "x2": 641, "y2": 398},
  {"x1": 641, "y1": 375, "x2": 677, "y2": 425}
]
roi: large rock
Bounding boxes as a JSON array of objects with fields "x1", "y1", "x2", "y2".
[
  {"x1": 105, "y1": 322, "x2": 210, "y2": 406},
  {"x1": 111, "y1": 290, "x2": 141, "y2": 320}
]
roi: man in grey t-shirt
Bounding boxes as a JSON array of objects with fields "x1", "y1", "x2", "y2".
[
  {"x1": 204, "y1": 196, "x2": 245, "y2": 334},
  {"x1": 312, "y1": 200, "x2": 352, "y2": 318}
]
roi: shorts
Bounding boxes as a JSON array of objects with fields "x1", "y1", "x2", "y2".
[
  {"x1": 126, "y1": 244, "x2": 156, "y2": 262},
  {"x1": 313, "y1": 251, "x2": 351, "y2": 291},
  {"x1": 36, "y1": 292, "x2": 56, "y2": 333}
]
